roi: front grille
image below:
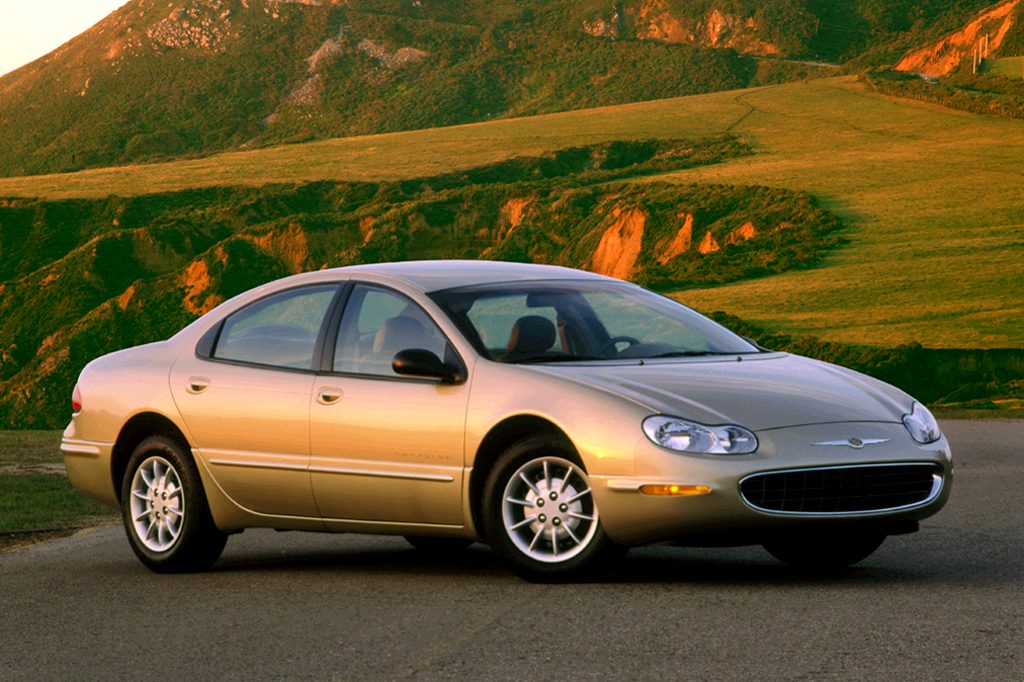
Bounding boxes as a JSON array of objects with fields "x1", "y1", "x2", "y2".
[{"x1": 740, "y1": 464, "x2": 940, "y2": 514}]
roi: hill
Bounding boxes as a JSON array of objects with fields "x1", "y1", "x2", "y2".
[
  {"x1": 0, "y1": 137, "x2": 843, "y2": 427},
  {"x1": 1, "y1": 76, "x2": 1023, "y2": 424},
  {"x1": 0, "y1": 0, "x2": 1005, "y2": 177},
  {"x1": 1, "y1": 76, "x2": 1020, "y2": 348}
]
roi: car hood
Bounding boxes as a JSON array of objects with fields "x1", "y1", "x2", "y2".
[{"x1": 527, "y1": 353, "x2": 912, "y2": 431}]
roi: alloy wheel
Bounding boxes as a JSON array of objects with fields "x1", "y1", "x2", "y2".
[
  {"x1": 129, "y1": 456, "x2": 185, "y2": 552},
  {"x1": 501, "y1": 456, "x2": 598, "y2": 563}
]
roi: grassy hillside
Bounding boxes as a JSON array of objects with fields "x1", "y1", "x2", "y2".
[
  {"x1": 0, "y1": 0, "x2": 1003, "y2": 177},
  {"x1": 865, "y1": 68, "x2": 1024, "y2": 119},
  {"x1": 0, "y1": 0, "x2": 769, "y2": 177},
  {"x1": 2, "y1": 76, "x2": 1021, "y2": 350},
  {"x1": 864, "y1": 1, "x2": 1024, "y2": 120},
  {"x1": 654, "y1": 78, "x2": 1024, "y2": 350},
  {"x1": 0, "y1": 138, "x2": 842, "y2": 428},
  {"x1": 987, "y1": 55, "x2": 1024, "y2": 77}
]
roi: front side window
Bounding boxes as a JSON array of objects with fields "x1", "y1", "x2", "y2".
[
  {"x1": 333, "y1": 285, "x2": 452, "y2": 377},
  {"x1": 431, "y1": 280, "x2": 759, "y2": 363},
  {"x1": 213, "y1": 285, "x2": 337, "y2": 369}
]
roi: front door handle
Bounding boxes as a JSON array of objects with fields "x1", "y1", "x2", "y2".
[
  {"x1": 317, "y1": 387, "x2": 343, "y2": 405},
  {"x1": 186, "y1": 376, "x2": 210, "y2": 394}
]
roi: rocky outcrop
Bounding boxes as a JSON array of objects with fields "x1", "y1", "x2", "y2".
[
  {"x1": 499, "y1": 197, "x2": 533, "y2": 240},
  {"x1": 725, "y1": 220, "x2": 756, "y2": 245},
  {"x1": 308, "y1": 29, "x2": 345, "y2": 72},
  {"x1": 147, "y1": 1, "x2": 235, "y2": 51},
  {"x1": 582, "y1": 14, "x2": 621, "y2": 39},
  {"x1": 180, "y1": 253, "x2": 225, "y2": 316},
  {"x1": 357, "y1": 40, "x2": 428, "y2": 70},
  {"x1": 656, "y1": 212, "x2": 693, "y2": 264},
  {"x1": 897, "y1": 0, "x2": 1019, "y2": 76},
  {"x1": 590, "y1": 206, "x2": 647, "y2": 279},
  {"x1": 583, "y1": 1, "x2": 780, "y2": 57},
  {"x1": 697, "y1": 230, "x2": 720, "y2": 254},
  {"x1": 246, "y1": 223, "x2": 309, "y2": 273},
  {"x1": 287, "y1": 74, "x2": 323, "y2": 107}
]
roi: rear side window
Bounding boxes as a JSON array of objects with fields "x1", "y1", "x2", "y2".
[{"x1": 213, "y1": 285, "x2": 337, "y2": 370}]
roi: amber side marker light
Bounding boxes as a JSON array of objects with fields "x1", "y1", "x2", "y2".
[{"x1": 639, "y1": 484, "x2": 712, "y2": 496}]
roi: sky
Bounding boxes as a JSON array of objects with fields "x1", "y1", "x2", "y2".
[{"x1": 0, "y1": 0, "x2": 130, "y2": 77}]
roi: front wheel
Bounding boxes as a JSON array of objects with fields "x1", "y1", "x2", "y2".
[
  {"x1": 121, "y1": 435, "x2": 227, "y2": 573},
  {"x1": 482, "y1": 436, "x2": 622, "y2": 582},
  {"x1": 763, "y1": 531, "x2": 886, "y2": 571}
]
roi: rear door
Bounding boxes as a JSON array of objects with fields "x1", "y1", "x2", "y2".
[{"x1": 170, "y1": 284, "x2": 340, "y2": 517}]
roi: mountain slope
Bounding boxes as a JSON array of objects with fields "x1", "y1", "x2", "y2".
[
  {"x1": 0, "y1": 77, "x2": 1021, "y2": 424},
  {"x1": 0, "y1": 138, "x2": 842, "y2": 427},
  {"x1": 0, "y1": 0, "x2": 1001, "y2": 177},
  {"x1": 896, "y1": 0, "x2": 1022, "y2": 75}
]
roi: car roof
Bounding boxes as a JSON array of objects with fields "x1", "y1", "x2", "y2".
[{"x1": 321, "y1": 260, "x2": 615, "y2": 292}]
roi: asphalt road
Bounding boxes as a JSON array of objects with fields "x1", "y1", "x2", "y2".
[{"x1": 2, "y1": 420, "x2": 1022, "y2": 680}]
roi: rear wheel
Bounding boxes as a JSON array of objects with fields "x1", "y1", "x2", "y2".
[
  {"x1": 482, "y1": 436, "x2": 621, "y2": 582},
  {"x1": 763, "y1": 532, "x2": 886, "y2": 570},
  {"x1": 120, "y1": 435, "x2": 227, "y2": 573}
]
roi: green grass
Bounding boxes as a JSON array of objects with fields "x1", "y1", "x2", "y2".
[
  {"x1": 0, "y1": 99, "x2": 739, "y2": 199},
  {"x1": 1, "y1": 76, "x2": 1021, "y2": 349},
  {"x1": 984, "y1": 56, "x2": 1024, "y2": 78},
  {"x1": 933, "y1": 406, "x2": 1024, "y2": 420},
  {"x1": 0, "y1": 430, "x2": 114, "y2": 542},
  {"x1": 0, "y1": 430, "x2": 63, "y2": 469},
  {"x1": 651, "y1": 78, "x2": 1024, "y2": 348},
  {"x1": 0, "y1": 474, "x2": 114, "y2": 533}
]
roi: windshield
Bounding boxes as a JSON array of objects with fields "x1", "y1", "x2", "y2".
[{"x1": 430, "y1": 280, "x2": 760, "y2": 363}]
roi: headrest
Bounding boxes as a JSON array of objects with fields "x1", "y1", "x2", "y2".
[
  {"x1": 507, "y1": 315, "x2": 556, "y2": 356},
  {"x1": 373, "y1": 316, "x2": 426, "y2": 354}
]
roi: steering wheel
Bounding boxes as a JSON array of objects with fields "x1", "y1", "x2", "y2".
[{"x1": 598, "y1": 335, "x2": 641, "y2": 356}]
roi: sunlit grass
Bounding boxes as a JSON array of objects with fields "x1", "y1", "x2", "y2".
[
  {"x1": 984, "y1": 56, "x2": 1024, "y2": 78},
  {"x1": 1, "y1": 77, "x2": 1021, "y2": 348}
]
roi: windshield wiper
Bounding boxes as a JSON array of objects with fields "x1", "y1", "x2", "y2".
[
  {"x1": 513, "y1": 354, "x2": 606, "y2": 364},
  {"x1": 645, "y1": 350, "x2": 740, "y2": 358}
]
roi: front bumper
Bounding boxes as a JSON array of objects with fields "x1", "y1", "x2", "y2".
[{"x1": 591, "y1": 422, "x2": 952, "y2": 546}]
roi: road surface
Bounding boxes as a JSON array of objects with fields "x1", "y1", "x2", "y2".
[{"x1": 2, "y1": 420, "x2": 1021, "y2": 679}]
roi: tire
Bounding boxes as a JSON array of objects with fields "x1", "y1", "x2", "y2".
[
  {"x1": 481, "y1": 435, "x2": 622, "y2": 582},
  {"x1": 404, "y1": 536, "x2": 474, "y2": 553},
  {"x1": 120, "y1": 435, "x2": 227, "y2": 573},
  {"x1": 763, "y1": 531, "x2": 886, "y2": 571}
]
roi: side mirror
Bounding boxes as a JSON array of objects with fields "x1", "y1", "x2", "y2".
[{"x1": 392, "y1": 348, "x2": 464, "y2": 384}]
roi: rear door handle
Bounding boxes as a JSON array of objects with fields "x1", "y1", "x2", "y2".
[
  {"x1": 186, "y1": 376, "x2": 210, "y2": 394},
  {"x1": 317, "y1": 387, "x2": 343, "y2": 405}
]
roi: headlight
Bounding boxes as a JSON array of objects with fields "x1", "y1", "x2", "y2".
[
  {"x1": 642, "y1": 415, "x2": 758, "y2": 455},
  {"x1": 902, "y1": 402, "x2": 941, "y2": 444}
]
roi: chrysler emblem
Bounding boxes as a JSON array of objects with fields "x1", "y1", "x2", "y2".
[{"x1": 811, "y1": 437, "x2": 890, "y2": 449}]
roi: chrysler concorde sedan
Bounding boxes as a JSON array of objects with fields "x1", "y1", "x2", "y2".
[{"x1": 62, "y1": 261, "x2": 952, "y2": 580}]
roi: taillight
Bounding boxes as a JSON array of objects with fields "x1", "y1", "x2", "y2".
[{"x1": 72, "y1": 384, "x2": 83, "y2": 414}]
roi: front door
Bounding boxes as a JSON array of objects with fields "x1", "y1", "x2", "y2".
[
  {"x1": 170, "y1": 284, "x2": 339, "y2": 517},
  {"x1": 310, "y1": 284, "x2": 469, "y2": 525}
]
